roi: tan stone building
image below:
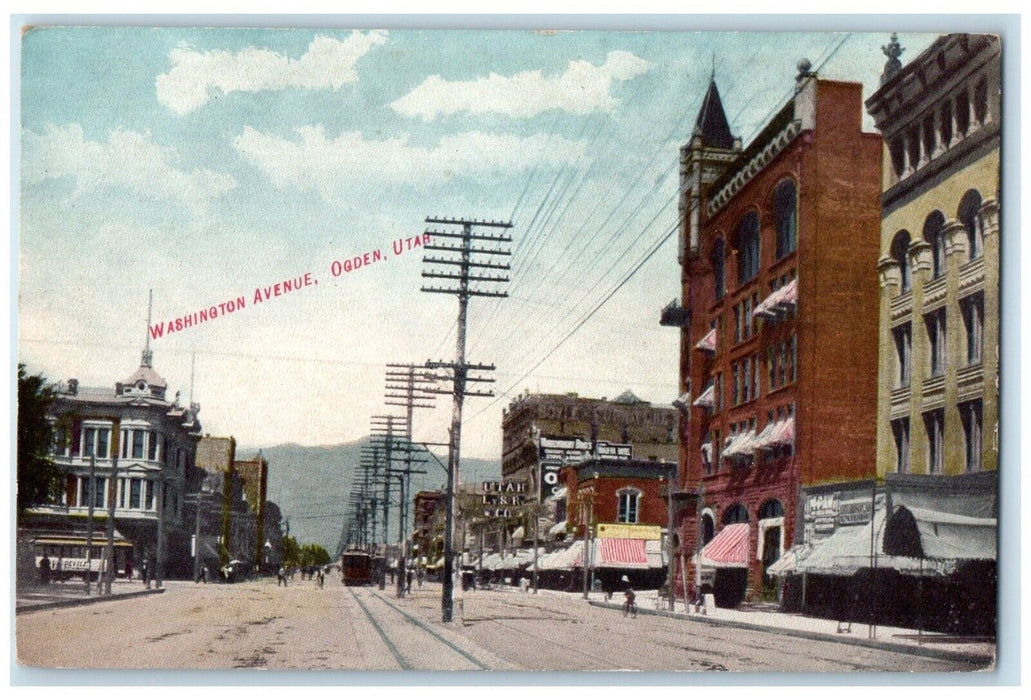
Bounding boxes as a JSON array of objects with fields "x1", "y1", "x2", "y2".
[{"x1": 866, "y1": 33, "x2": 1000, "y2": 479}]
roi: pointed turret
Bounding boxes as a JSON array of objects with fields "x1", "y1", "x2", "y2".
[{"x1": 692, "y1": 77, "x2": 735, "y2": 149}]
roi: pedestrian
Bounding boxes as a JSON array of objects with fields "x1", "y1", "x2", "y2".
[
  {"x1": 141, "y1": 558, "x2": 150, "y2": 588},
  {"x1": 278, "y1": 566, "x2": 287, "y2": 587},
  {"x1": 317, "y1": 568, "x2": 325, "y2": 589},
  {"x1": 621, "y1": 575, "x2": 637, "y2": 618},
  {"x1": 417, "y1": 568, "x2": 424, "y2": 588},
  {"x1": 200, "y1": 565, "x2": 208, "y2": 584},
  {"x1": 406, "y1": 568, "x2": 413, "y2": 594},
  {"x1": 39, "y1": 554, "x2": 51, "y2": 585},
  {"x1": 125, "y1": 559, "x2": 133, "y2": 581}
]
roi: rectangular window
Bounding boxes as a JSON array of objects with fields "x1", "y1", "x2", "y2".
[
  {"x1": 961, "y1": 400, "x2": 983, "y2": 473},
  {"x1": 130, "y1": 478, "x2": 142, "y2": 509},
  {"x1": 145, "y1": 480, "x2": 154, "y2": 510},
  {"x1": 147, "y1": 431, "x2": 158, "y2": 461},
  {"x1": 97, "y1": 428, "x2": 109, "y2": 458},
  {"x1": 962, "y1": 295, "x2": 984, "y2": 366},
  {"x1": 891, "y1": 418, "x2": 910, "y2": 473},
  {"x1": 734, "y1": 305, "x2": 741, "y2": 343},
  {"x1": 743, "y1": 357, "x2": 752, "y2": 402},
  {"x1": 732, "y1": 364, "x2": 740, "y2": 405},
  {"x1": 789, "y1": 335, "x2": 797, "y2": 383},
  {"x1": 715, "y1": 372, "x2": 723, "y2": 411},
  {"x1": 92, "y1": 478, "x2": 106, "y2": 509},
  {"x1": 893, "y1": 324, "x2": 912, "y2": 388},
  {"x1": 617, "y1": 492, "x2": 640, "y2": 524},
  {"x1": 132, "y1": 430, "x2": 145, "y2": 459},
  {"x1": 84, "y1": 428, "x2": 95, "y2": 458},
  {"x1": 779, "y1": 342, "x2": 788, "y2": 387},
  {"x1": 924, "y1": 409, "x2": 945, "y2": 474},
  {"x1": 743, "y1": 297, "x2": 753, "y2": 339},
  {"x1": 768, "y1": 347, "x2": 776, "y2": 392},
  {"x1": 925, "y1": 309, "x2": 947, "y2": 377},
  {"x1": 713, "y1": 429, "x2": 722, "y2": 471},
  {"x1": 121, "y1": 430, "x2": 129, "y2": 458}
]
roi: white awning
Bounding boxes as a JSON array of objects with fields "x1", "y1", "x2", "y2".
[
  {"x1": 692, "y1": 383, "x2": 715, "y2": 409},
  {"x1": 695, "y1": 328, "x2": 717, "y2": 352},
  {"x1": 548, "y1": 520, "x2": 568, "y2": 535},
  {"x1": 722, "y1": 429, "x2": 757, "y2": 460}
]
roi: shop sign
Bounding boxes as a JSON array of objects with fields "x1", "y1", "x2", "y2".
[
  {"x1": 538, "y1": 436, "x2": 633, "y2": 462},
  {"x1": 836, "y1": 498, "x2": 873, "y2": 525},
  {"x1": 481, "y1": 481, "x2": 527, "y2": 493},
  {"x1": 540, "y1": 460, "x2": 563, "y2": 500},
  {"x1": 595, "y1": 523, "x2": 661, "y2": 540},
  {"x1": 481, "y1": 493, "x2": 527, "y2": 506},
  {"x1": 482, "y1": 508, "x2": 513, "y2": 518}
]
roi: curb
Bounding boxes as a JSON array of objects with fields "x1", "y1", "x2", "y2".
[
  {"x1": 16, "y1": 587, "x2": 165, "y2": 615},
  {"x1": 587, "y1": 600, "x2": 994, "y2": 668}
]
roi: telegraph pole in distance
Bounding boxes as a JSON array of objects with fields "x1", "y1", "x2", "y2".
[
  {"x1": 384, "y1": 363, "x2": 436, "y2": 554},
  {"x1": 421, "y1": 215, "x2": 512, "y2": 623}
]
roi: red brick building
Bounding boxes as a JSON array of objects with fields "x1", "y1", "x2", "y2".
[{"x1": 667, "y1": 66, "x2": 882, "y2": 605}]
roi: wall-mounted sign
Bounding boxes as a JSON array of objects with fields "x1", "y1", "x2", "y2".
[
  {"x1": 538, "y1": 436, "x2": 633, "y2": 462},
  {"x1": 482, "y1": 481, "x2": 527, "y2": 494}
]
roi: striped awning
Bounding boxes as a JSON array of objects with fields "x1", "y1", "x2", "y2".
[
  {"x1": 754, "y1": 279, "x2": 798, "y2": 320},
  {"x1": 597, "y1": 538, "x2": 649, "y2": 569},
  {"x1": 751, "y1": 421, "x2": 780, "y2": 452},
  {"x1": 698, "y1": 523, "x2": 749, "y2": 568},
  {"x1": 695, "y1": 328, "x2": 717, "y2": 352},
  {"x1": 722, "y1": 429, "x2": 757, "y2": 460},
  {"x1": 770, "y1": 416, "x2": 795, "y2": 446}
]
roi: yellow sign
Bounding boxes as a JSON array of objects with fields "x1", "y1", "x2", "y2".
[{"x1": 595, "y1": 523, "x2": 662, "y2": 540}]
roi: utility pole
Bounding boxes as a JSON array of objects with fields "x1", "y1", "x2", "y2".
[
  {"x1": 421, "y1": 216, "x2": 512, "y2": 623},
  {"x1": 384, "y1": 363, "x2": 436, "y2": 557}
]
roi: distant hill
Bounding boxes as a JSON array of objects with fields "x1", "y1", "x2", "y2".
[{"x1": 236, "y1": 439, "x2": 500, "y2": 554}]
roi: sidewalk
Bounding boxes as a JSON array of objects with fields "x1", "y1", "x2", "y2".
[
  {"x1": 499, "y1": 584, "x2": 995, "y2": 667},
  {"x1": 15, "y1": 578, "x2": 165, "y2": 614}
]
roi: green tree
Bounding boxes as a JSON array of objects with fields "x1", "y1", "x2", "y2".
[
  {"x1": 17, "y1": 364, "x2": 61, "y2": 516},
  {"x1": 281, "y1": 535, "x2": 300, "y2": 568}
]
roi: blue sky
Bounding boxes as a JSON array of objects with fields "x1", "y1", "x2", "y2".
[{"x1": 17, "y1": 27, "x2": 940, "y2": 460}]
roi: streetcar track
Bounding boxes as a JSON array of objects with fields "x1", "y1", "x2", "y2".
[
  {"x1": 347, "y1": 586, "x2": 411, "y2": 670},
  {"x1": 367, "y1": 590, "x2": 492, "y2": 670}
]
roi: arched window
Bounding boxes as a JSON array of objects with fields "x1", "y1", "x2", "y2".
[
  {"x1": 700, "y1": 513, "x2": 715, "y2": 545},
  {"x1": 736, "y1": 212, "x2": 760, "y2": 284},
  {"x1": 616, "y1": 488, "x2": 642, "y2": 524},
  {"x1": 891, "y1": 230, "x2": 912, "y2": 292},
  {"x1": 712, "y1": 237, "x2": 726, "y2": 301},
  {"x1": 774, "y1": 180, "x2": 798, "y2": 259},
  {"x1": 722, "y1": 502, "x2": 749, "y2": 525},
  {"x1": 923, "y1": 211, "x2": 947, "y2": 279},
  {"x1": 758, "y1": 499, "x2": 784, "y2": 520},
  {"x1": 958, "y1": 189, "x2": 984, "y2": 260}
]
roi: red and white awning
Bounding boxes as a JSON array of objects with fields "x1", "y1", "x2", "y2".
[
  {"x1": 698, "y1": 523, "x2": 749, "y2": 568},
  {"x1": 751, "y1": 420, "x2": 780, "y2": 452},
  {"x1": 692, "y1": 383, "x2": 715, "y2": 409},
  {"x1": 695, "y1": 328, "x2": 717, "y2": 353},
  {"x1": 753, "y1": 279, "x2": 798, "y2": 321},
  {"x1": 597, "y1": 538, "x2": 649, "y2": 569},
  {"x1": 722, "y1": 429, "x2": 757, "y2": 460},
  {"x1": 770, "y1": 416, "x2": 795, "y2": 446}
]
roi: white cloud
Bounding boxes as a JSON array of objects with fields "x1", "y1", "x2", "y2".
[
  {"x1": 233, "y1": 125, "x2": 588, "y2": 199},
  {"x1": 390, "y1": 50, "x2": 652, "y2": 120},
  {"x1": 22, "y1": 123, "x2": 237, "y2": 212},
  {"x1": 156, "y1": 31, "x2": 388, "y2": 115}
]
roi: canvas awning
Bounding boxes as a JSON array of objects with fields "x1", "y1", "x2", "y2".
[
  {"x1": 541, "y1": 540, "x2": 584, "y2": 570},
  {"x1": 883, "y1": 505, "x2": 996, "y2": 561},
  {"x1": 595, "y1": 538, "x2": 649, "y2": 569},
  {"x1": 692, "y1": 383, "x2": 715, "y2": 409},
  {"x1": 754, "y1": 279, "x2": 797, "y2": 320},
  {"x1": 751, "y1": 421, "x2": 780, "y2": 452},
  {"x1": 722, "y1": 429, "x2": 757, "y2": 460},
  {"x1": 548, "y1": 520, "x2": 568, "y2": 535},
  {"x1": 695, "y1": 328, "x2": 717, "y2": 352},
  {"x1": 698, "y1": 523, "x2": 749, "y2": 568},
  {"x1": 768, "y1": 509, "x2": 956, "y2": 578}
]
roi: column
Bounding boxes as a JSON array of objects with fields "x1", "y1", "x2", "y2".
[
  {"x1": 979, "y1": 199, "x2": 1000, "y2": 472},
  {"x1": 942, "y1": 219, "x2": 967, "y2": 475},
  {"x1": 876, "y1": 257, "x2": 902, "y2": 479},
  {"x1": 907, "y1": 239, "x2": 932, "y2": 474}
]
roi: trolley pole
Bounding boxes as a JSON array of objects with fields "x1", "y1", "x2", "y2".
[{"x1": 421, "y1": 215, "x2": 512, "y2": 622}]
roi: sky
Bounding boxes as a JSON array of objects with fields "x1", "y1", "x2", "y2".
[{"x1": 16, "y1": 25, "x2": 942, "y2": 461}]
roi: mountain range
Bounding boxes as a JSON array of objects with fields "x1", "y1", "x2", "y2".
[{"x1": 236, "y1": 439, "x2": 501, "y2": 554}]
